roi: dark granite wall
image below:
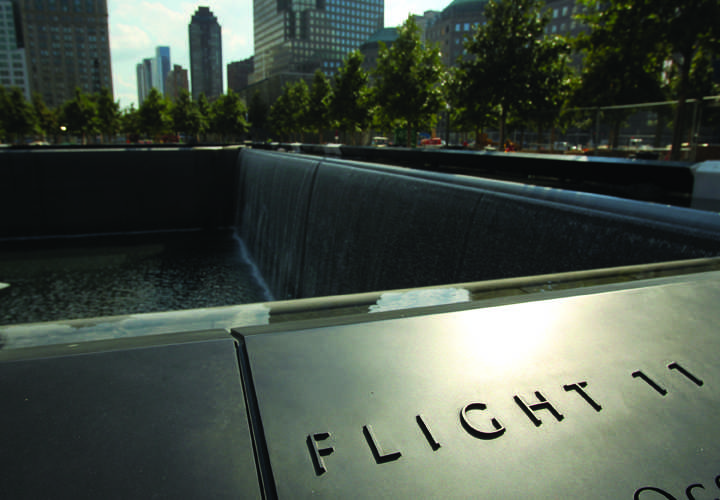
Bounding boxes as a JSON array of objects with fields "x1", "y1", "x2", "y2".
[
  {"x1": 238, "y1": 149, "x2": 720, "y2": 300},
  {"x1": 0, "y1": 147, "x2": 241, "y2": 238}
]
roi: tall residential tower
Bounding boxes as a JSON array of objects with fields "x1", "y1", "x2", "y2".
[{"x1": 189, "y1": 6, "x2": 222, "y2": 100}]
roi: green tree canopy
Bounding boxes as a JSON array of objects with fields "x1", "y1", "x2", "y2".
[
  {"x1": 307, "y1": 70, "x2": 333, "y2": 143},
  {"x1": 121, "y1": 104, "x2": 142, "y2": 142},
  {"x1": 138, "y1": 87, "x2": 171, "y2": 140},
  {"x1": 372, "y1": 16, "x2": 445, "y2": 147},
  {"x1": 287, "y1": 79, "x2": 311, "y2": 142},
  {"x1": 460, "y1": 0, "x2": 570, "y2": 148},
  {"x1": 210, "y1": 90, "x2": 250, "y2": 142},
  {"x1": 268, "y1": 79, "x2": 310, "y2": 142},
  {"x1": 573, "y1": 0, "x2": 667, "y2": 148},
  {"x1": 60, "y1": 88, "x2": 98, "y2": 144},
  {"x1": 576, "y1": 0, "x2": 720, "y2": 157},
  {"x1": 268, "y1": 84, "x2": 293, "y2": 141},
  {"x1": 95, "y1": 87, "x2": 120, "y2": 143},
  {"x1": 0, "y1": 86, "x2": 36, "y2": 144},
  {"x1": 31, "y1": 92, "x2": 57, "y2": 142},
  {"x1": 171, "y1": 88, "x2": 204, "y2": 142},
  {"x1": 329, "y1": 51, "x2": 370, "y2": 145}
]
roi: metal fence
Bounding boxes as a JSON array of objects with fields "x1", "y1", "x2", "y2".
[{"x1": 439, "y1": 95, "x2": 720, "y2": 160}]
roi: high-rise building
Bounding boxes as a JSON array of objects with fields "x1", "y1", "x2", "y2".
[
  {"x1": 136, "y1": 46, "x2": 172, "y2": 104},
  {"x1": 165, "y1": 64, "x2": 189, "y2": 101},
  {"x1": 11, "y1": 0, "x2": 113, "y2": 108},
  {"x1": 0, "y1": 0, "x2": 30, "y2": 99},
  {"x1": 189, "y1": 6, "x2": 222, "y2": 101},
  {"x1": 136, "y1": 57, "x2": 152, "y2": 104},
  {"x1": 155, "y1": 46, "x2": 171, "y2": 95},
  {"x1": 251, "y1": 0, "x2": 384, "y2": 84},
  {"x1": 227, "y1": 57, "x2": 253, "y2": 93}
]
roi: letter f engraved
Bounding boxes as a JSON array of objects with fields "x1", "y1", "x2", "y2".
[{"x1": 307, "y1": 432, "x2": 334, "y2": 475}]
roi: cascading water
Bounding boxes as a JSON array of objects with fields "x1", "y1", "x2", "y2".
[{"x1": 233, "y1": 229, "x2": 275, "y2": 302}]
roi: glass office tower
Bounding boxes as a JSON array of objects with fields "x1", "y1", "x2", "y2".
[{"x1": 251, "y1": 0, "x2": 384, "y2": 83}]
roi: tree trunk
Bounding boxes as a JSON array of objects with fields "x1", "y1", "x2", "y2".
[
  {"x1": 670, "y1": 54, "x2": 693, "y2": 161},
  {"x1": 498, "y1": 106, "x2": 506, "y2": 149},
  {"x1": 610, "y1": 120, "x2": 621, "y2": 149},
  {"x1": 653, "y1": 112, "x2": 666, "y2": 149}
]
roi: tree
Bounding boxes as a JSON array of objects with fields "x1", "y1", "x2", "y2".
[
  {"x1": 0, "y1": 86, "x2": 36, "y2": 143},
  {"x1": 576, "y1": 0, "x2": 720, "y2": 157},
  {"x1": 574, "y1": 1, "x2": 667, "y2": 148},
  {"x1": 121, "y1": 104, "x2": 142, "y2": 143},
  {"x1": 248, "y1": 90, "x2": 268, "y2": 140},
  {"x1": 95, "y1": 87, "x2": 120, "y2": 143},
  {"x1": 287, "y1": 79, "x2": 310, "y2": 142},
  {"x1": 170, "y1": 89, "x2": 203, "y2": 142},
  {"x1": 196, "y1": 93, "x2": 212, "y2": 142},
  {"x1": 210, "y1": 90, "x2": 250, "y2": 142},
  {"x1": 60, "y1": 88, "x2": 98, "y2": 144},
  {"x1": 138, "y1": 87, "x2": 170, "y2": 140},
  {"x1": 307, "y1": 70, "x2": 333, "y2": 143},
  {"x1": 329, "y1": 51, "x2": 370, "y2": 145},
  {"x1": 447, "y1": 64, "x2": 495, "y2": 146},
  {"x1": 372, "y1": 16, "x2": 445, "y2": 147},
  {"x1": 268, "y1": 80, "x2": 310, "y2": 142},
  {"x1": 657, "y1": 0, "x2": 720, "y2": 159},
  {"x1": 31, "y1": 92, "x2": 57, "y2": 142},
  {"x1": 461, "y1": 0, "x2": 570, "y2": 148}
]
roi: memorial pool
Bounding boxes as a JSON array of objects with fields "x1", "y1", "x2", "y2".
[{"x1": 0, "y1": 229, "x2": 271, "y2": 325}]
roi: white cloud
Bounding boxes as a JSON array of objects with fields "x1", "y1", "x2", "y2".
[{"x1": 110, "y1": 23, "x2": 152, "y2": 54}]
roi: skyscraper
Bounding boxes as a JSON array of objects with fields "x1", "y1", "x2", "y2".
[
  {"x1": 0, "y1": 0, "x2": 30, "y2": 99},
  {"x1": 251, "y1": 0, "x2": 384, "y2": 83},
  {"x1": 136, "y1": 46, "x2": 171, "y2": 104},
  {"x1": 155, "y1": 46, "x2": 171, "y2": 95},
  {"x1": 136, "y1": 57, "x2": 152, "y2": 104},
  {"x1": 11, "y1": 0, "x2": 113, "y2": 108},
  {"x1": 189, "y1": 6, "x2": 222, "y2": 100}
]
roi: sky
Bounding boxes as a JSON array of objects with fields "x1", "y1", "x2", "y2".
[{"x1": 108, "y1": 0, "x2": 448, "y2": 109}]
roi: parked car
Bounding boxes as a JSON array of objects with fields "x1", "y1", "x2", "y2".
[{"x1": 420, "y1": 137, "x2": 444, "y2": 148}]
